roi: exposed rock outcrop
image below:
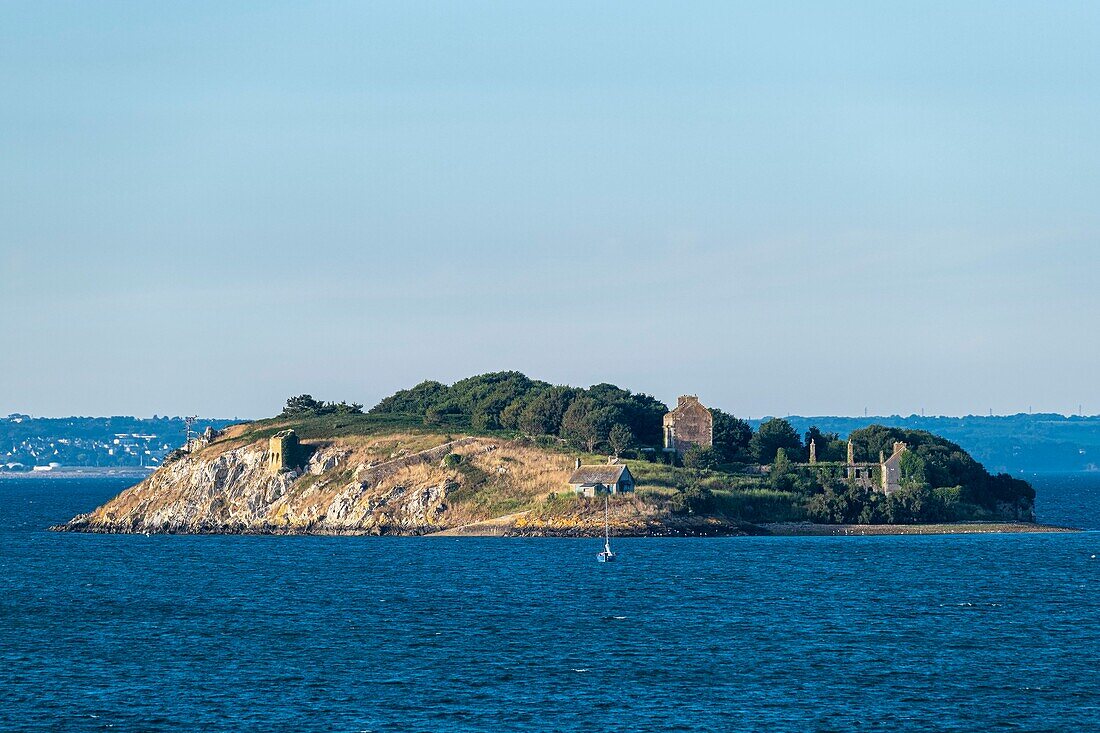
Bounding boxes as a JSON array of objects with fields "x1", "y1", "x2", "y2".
[{"x1": 57, "y1": 435, "x2": 577, "y2": 535}]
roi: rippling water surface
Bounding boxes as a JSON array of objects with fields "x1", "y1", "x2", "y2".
[{"x1": 2, "y1": 475, "x2": 1099, "y2": 731}]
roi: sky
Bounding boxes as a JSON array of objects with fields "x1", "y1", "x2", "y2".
[{"x1": 2, "y1": 1, "x2": 1099, "y2": 419}]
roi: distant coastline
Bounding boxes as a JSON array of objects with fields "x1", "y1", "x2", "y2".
[
  {"x1": 7, "y1": 411, "x2": 1100, "y2": 474},
  {"x1": 1, "y1": 467, "x2": 154, "y2": 479}
]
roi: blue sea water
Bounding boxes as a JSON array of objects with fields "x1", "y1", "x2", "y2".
[{"x1": 2, "y1": 475, "x2": 1099, "y2": 731}]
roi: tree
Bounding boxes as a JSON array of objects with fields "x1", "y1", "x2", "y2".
[
  {"x1": 806, "y1": 481, "x2": 873, "y2": 524},
  {"x1": 561, "y1": 399, "x2": 620, "y2": 452},
  {"x1": 370, "y1": 380, "x2": 449, "y2": 414},
  {"x1": 768, "y1": 447, "x2": 797, "y2": 491},
  {"x1": 898, "y1": 450, "x2": 928, "y2": 489},
  {"x1": 518, "y1": 387, "x2": 578, "y2": 436},
  {"x1": 282, "y1": 395, "x2": 325, "y2": 416},
  {"x1": 423, "y1": 401, "x2": 463, "y2": 426},
  {"x1": 682, "y1": 445, "x2": 721, "y2": 471},
  {"x1": 750, "y1": 418, "x2": 803, "y2": 464},
  {"x1": 471, "y1": 406, "x2": 502, "y2": 431},
  {"x1": 281, "y1": 395, "x2": 362, "y2": 417},
  {"x1": 365, "y1": 372, "x2": 666, "y2": 448},
  {"x1": 882, "y1": 485, "x2": 931, "y2": 523},
  {"x1": 804, "y1": 426, "x2": 844, "y2": 462},
  {"x1": 584, "y1": 383, "x2": 666, "y2": 447},
  {"x1": 669, "y1": 484, "x2": 717, "y2": 515},
  {"x1": 608, "y1": 424, "x2": 635, "y2": 456},
  {"x1": 711, "y1": 409, "x2": 753, "y2": 463}
]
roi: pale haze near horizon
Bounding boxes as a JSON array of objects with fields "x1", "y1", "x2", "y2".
[{"x1": 2, "y1": 2, "x2": 1098, "y2": 420}]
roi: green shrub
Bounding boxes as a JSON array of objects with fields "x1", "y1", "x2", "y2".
[
  {"x1": 683, "y1": 446, "x2": 721, "y2": 471},
  {"x1": 670, "y1": 485, "x2": 717, "y2": 515},
  {"x1": 713, "y1": 488, "x2": 804, "y2": 523}
]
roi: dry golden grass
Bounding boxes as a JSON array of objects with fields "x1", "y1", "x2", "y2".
[{"x1": 333, "y1": 432, "x2": 453, "y2": 462}]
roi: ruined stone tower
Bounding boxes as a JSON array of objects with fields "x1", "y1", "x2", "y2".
[{"x1": 268, "y1": 429, "x2": 300, "y2": 473}]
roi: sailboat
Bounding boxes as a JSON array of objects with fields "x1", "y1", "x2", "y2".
[{"x1": 597, "y1": 495, "x2": 616, "y2": 562}]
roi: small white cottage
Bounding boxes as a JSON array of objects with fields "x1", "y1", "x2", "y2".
[{"x1": 567, "y1": 464, "x2": 636, "y2": 497}]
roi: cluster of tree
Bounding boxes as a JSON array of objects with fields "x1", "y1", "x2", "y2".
[
  {"x1": 669, "y1": 484, "x2": 718, "y2": 516},
  {"x1": 762, "y1": 425, "x2": 1035, "y2": 520},
  {"x1": 281, "y1": 395, "x2": 364, "y2": 417},
  {"x1": 369, "y1": 372, "x2": 668, "y2": 452},
  {"x1": 369, "y1": 374, "x2": 852, "y2": 466},
  {"x1": 847, "y1": 425, "x2": 1033, "y2": 510},
  {"x1": 774, "y1": 413, "x2": 1100, "y2": 474},
  {"x1": 804, "y1": 483, "x2": 963, "y2": 524}
]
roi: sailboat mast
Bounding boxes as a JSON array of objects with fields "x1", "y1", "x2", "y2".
[{"x1": 604, "y1": 496, "x2": 610, "y2": 545}]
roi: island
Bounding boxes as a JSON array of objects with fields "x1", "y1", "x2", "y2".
[{"x1": 56, "y1": 372, "x2": 1073, "y2": 536}]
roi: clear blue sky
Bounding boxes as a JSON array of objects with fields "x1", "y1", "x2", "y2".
[{"x1": 2, "y1": 2, "x2": 1098, "y2": 419}]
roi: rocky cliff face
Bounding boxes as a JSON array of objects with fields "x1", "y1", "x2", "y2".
[{"x1": 59, "y1": 436, "x2": 539, "y2": 535}]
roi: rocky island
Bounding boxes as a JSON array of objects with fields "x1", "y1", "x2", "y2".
[{"x1": 57, "y1": 372, "x2": 1066, "y2": 536}]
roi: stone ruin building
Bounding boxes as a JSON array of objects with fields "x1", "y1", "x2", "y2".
[
  {"x1": 880, "y1": 441, "x2": 908, "y2": 494},
  {"x1": 663, "y1": 395, "x2": 713, "y2": 455},
  {"x1": 844, "y1": 438, "x2": 908, "y2": 494},
  {"x1": 183, "y1": 426, "x2": 222, "y2": 454}
]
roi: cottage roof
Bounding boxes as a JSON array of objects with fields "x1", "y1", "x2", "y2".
[{"x1": 568, "y1": 464, "x2": 629, "y2": 485}]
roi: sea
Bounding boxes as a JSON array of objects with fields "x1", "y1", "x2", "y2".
[{"x1": 2, "y1": 474, "x2": 1098, "y2": 731}]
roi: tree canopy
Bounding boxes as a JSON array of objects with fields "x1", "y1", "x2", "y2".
[
  {"x1": 805, "y1": 426, "x2": 846, "y2": 462},
  {"x1": 845, "y1": 425, "x2": 1035, "y2": 514},
  {"x1": 369, "y1": 371, "x2": 667, "y2": 453},
  {"x1": 281, "y1": 395, "x2": 364, "y2": 417},
  {"x1": 750, "y1": 418, "x2": 803, "y2": 464},
  {"x1": 711, "y1": 409, "x2": 754, "y2": 463}
]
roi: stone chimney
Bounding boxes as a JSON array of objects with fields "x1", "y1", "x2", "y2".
[
  {"x1": 575, "y1": 457, "x2": 582, "y2": 469},
  {"x1": 809, "y1": 439, "x2": 817, "y2": 464},
  {"x1": 893, "y1": 441, "x2": 908, "y2": 457},
  {"x1": 847, "y1": 439, "x2": 854, "y2": 465}
]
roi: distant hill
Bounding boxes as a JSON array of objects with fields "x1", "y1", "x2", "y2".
[{"x1": 759, "y1": 414, "x2": 1100, "y2": 474}]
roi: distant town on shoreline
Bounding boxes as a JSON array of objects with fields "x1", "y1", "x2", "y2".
[{"x1": 4, "y1": 409, "x2": 1099, "y2": 475}]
